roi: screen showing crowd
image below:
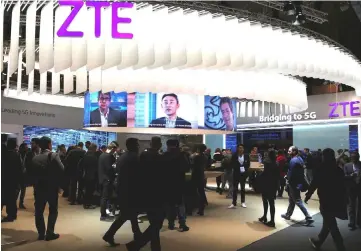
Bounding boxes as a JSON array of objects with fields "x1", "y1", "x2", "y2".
[{"x1": 84, "y1": 92, "x2": 236, "y2": 131}]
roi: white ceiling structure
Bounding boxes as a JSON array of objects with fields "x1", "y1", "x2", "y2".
[{"x1": 1, "y1": 0, "x2": 361, "y2": 112}]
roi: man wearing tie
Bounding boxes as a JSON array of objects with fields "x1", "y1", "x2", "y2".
[{"x1": 343, "y1": 151, "x2": 361, "y2": 230}]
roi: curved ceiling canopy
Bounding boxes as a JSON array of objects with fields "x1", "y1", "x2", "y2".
[{"x1": 2, "y1": 1, "x2": 361, "y2": 112}]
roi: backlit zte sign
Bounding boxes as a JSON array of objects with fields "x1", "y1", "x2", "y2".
[
  {"x1": 57, "y1": 1, "x2": 133, "y2": 39},
  {"x1": 329, "y1": 101, "x2": 360, "y2": 118}
]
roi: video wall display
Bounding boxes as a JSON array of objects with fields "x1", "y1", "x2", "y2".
[
  {"x1": 83, "y1": 91, "x2": 128, "y2": 127},
  {"x1": 23, "y1": 125, "x2": 117, "y2": 151},
  {"x1": 83, "y1": 92, "x2": 237, "y2": 132}
]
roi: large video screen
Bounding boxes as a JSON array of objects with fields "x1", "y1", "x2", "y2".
[
  {"x1": 83, "y1": 91, "x2": 236, "y2": 132},
  {"x1": 204, "y1": 96, "x2": 237, "y2": 131},
  {"x1": 83, "y1": 91, "x2": 127, "y2": 128},
  {"x1": 23, "y1": 125, "x2": 117, "y2": 151}
]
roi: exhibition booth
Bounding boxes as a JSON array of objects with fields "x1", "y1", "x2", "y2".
[
  {"x1": 235, "y1": 91, "x2": 360, "y2": 152},
  {"x1": 1, "y1": 1, "x2": 361, "y2": 151}
]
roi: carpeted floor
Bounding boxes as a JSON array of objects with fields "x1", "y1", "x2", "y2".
[{"x1": 238, "y1": 213, "x2": 361, "y2": 251}]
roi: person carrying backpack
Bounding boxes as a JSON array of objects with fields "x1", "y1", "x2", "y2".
[{"x1": 32, "y1": 136, "x2": 65, "y2": 241}]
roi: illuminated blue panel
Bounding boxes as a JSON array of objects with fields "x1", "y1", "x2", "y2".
[{"x1": 23, "y1": 125, "x2": 116, "y2": 151}]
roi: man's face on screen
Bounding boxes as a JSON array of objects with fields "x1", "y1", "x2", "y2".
[
  {"x1": 161, "y1": 96, "x2": 179, "y2": 117},
  {"x1": 221, "y1": 102, "x2": 233, "y2": 129},
  {"x1": 98, "y1": 93, "x2": 111, "y2": 111}
]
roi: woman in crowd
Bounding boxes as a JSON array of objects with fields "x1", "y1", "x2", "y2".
[
  {"x1": 305, "y1": 148, "x2": 347, "y2": 251},
  {"x1": 258, "y1": 149, "x2": 279, "y2": 227},
  {"x1": 276, "y1": 150, "x2": 287, "y2": 197}
]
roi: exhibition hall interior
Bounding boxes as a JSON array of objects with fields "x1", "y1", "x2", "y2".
[{"x1": 1, "y1": 1, "x2": 361, "y2": 251}]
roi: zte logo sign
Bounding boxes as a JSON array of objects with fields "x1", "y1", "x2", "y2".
[{"x1": 57, "y1": 1, "x2": 133, "y2": 39}]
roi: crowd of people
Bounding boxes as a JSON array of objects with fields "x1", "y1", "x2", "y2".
[{"x1": 1, "y1": 134, "x2": 360, "y2": 251}]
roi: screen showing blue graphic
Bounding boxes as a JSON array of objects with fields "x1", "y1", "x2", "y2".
[
  {"x1": 204, "y1": 96, "x2": 237, "y2": 131},
  {"x1": 84, "y1": 91, "x2": 127, "y2": 128},
  {"x1": 23, "y1": 126, "x2": 116, "y2": 151},
  {"x1": 226, "y1": 134, "x2": 238, "y2": 153}
]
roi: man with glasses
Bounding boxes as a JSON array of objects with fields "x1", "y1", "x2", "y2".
[
  {"x1": 90, "y1": 92, "x2": 127, "y2": 127},
  {"x1": 149, "y1": 93, "x2": 191, "y2": 128}
]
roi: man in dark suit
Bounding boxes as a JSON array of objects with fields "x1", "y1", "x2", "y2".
[
  {"x1": 343, "y1": 151, "x2": 361, "y2": 230},
  {"x1": 90, "y1": 92, "x2": 127, "y2": 127},
  {"x1": 32, "y1": 136, "x2": 64, "y2": 241},
  {"x1": 65, "y1": 142, "x2": 86, "y2": 205},
  {"x1": 102, "y1": 138, "x2": 141, "y2": 246},
  {"x1": 149, "y1": 93, "x2": 191, "y2": 129},
  {"x1": 126, "y1": 136, "x2": 166, "y2": 251},
  {"x1": 228, "y1": 144, "x2": 250, "y2": 209},
  {"x1": 1, "y1": 139, "x2": 22, "y2": 223},
  {"x1": 79, "y1": 143, "x2": 98, "y2": 209},
  {"x1": 98, "y1": 141, "x2": 118, "y2": 221}
]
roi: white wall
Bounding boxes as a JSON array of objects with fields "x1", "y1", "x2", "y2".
[
  {"x1": 1, "y1": 124, "x2": 23, "y2": 144},
  {"x1": 293, "y1": 124, "x2": 350, "y2": 152},
  {"x1": 1, "y1": 95, "x2": 84, "y2": 129}
]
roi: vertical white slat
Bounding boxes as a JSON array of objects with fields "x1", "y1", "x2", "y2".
[
  {"x1": 88, "y1": 68, "x2": 102, "y2": 93},
  {"x1": 63, "y1": 69, "x2": 73, "y2": 94},
  {"x1": 17, "y1": 50, "x2": 23, "y2": 94},
  {"x1": 28, "y1": 70, "x2": 34, "y2": 95},
  {"x1": 54, "y1": 6, "x2": 72, "y2": 72},
  {"x1": 8, "y1": 1, "x2": 20, "y2": 75},
  {"x1": 75, "y1": 66, "x2": 87, "y2": 94},
  {"x1": 39, "y1": 72, "x2": 47, "y2": 94},
  {"x1": 52, "y1": 72, "x2": 60, "y2": 94},
  {"x1": 117, "y1": 6, "x2": 138, "y2": 70},
  {"x1": 164, "y1": 9, "x2": 187, "y2": 69},
  {"x1": 0, "y1": 1, "x2": 4, "y2": 73},
  {"x1": 86, "y1": 7, "x2": 105, "y2": 71},
  {"x1": 70, "y1": 5, "x2": 87, "y2": 71},
  {"x1": 39, "y1": 0, "x2": 54, "y2": 74},
  {"x1": 150, "y1": 7, "x2": 170, "y2": 69},
  {"x1": 133, "y1": 5, "x2": 154, "y2": 69},
  {"x1": 26, "y1": 0, "x2": 37, "y2": 74},
  {"x1": 102, "y1": 6, "x2": 122, "y2": 70}
]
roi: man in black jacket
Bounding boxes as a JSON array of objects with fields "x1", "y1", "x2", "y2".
[
  {"x1": 228, "y1": 144, "x2": 250, "y2": 209},
  {"x1": 32, "y1": 136, "x2": 64, "y2": 241},
  {"x1": 80, "y1": 143, "x2": 98, "y2": 209},
  {"x1": 98, "y1": 141, "x2": 118, "y2": 221},
  {"x1": 102, "y1": 138, "x2": 141, "y2": 246},
  {"x1": 126, "y1": 136, "x2": 166, "y2": 251},
  {"x1": 66, "y1": 142, "x2": 86, "y2": 205},
  {"x1": 163, "y1": 139, "x2": 190, "y2": 231},
  {"x1": 2, "y1": 139, "x2": 22, "y2": 223}
]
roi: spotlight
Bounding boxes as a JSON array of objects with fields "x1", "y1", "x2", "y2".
[
  {"x1": 293, "y1": 4, "x2": 306, "y2": 26},
  {"x1": 283, "y1": 1, "x2": 296, "y2": 16},
  {"x1": 293, "y1": 13, "x2": 306, "y2": 25},
  {"x1": 340, "y1": 2, "x2": 349, "y2": 12}
]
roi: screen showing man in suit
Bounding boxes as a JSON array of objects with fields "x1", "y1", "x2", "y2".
[
  {"x1": 149, "y1": 93, "x2": 192, "y2": 128},
  {"x1": 204, "y1": 96, "x2": 236, "y2": 131},
  {"x1": 84, "y1": 92, "x2": 127, "y2": 128}
]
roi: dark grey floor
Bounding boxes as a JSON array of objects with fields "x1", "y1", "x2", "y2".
[{"x1": 238, "y1": 214, "x2": 361, "y2": 251}]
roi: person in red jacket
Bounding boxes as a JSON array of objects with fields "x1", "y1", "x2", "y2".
[{"x1": 276, "y1": 150, "x2": 287, "y2": 197}]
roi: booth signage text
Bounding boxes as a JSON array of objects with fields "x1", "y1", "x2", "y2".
[
  {"x1": 57, "y1": 1, "x2": 133, "y2": 39},
  {"x1": 259, "y1": 112, "x2": 317, "y2": 123},
  {"x1": 328, "y1": 101, "x2": 360, "y2": 118}
]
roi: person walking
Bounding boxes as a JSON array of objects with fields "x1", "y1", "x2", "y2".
[
  {"x1": 126, "y1": 137, "x2": 166, "y2": 251},
  {"x1": 228, "y1": 144, "x2": 250, "y2": 209},
  {"x1": 32, "y1": 136, "x2": 64, "y2": 241},
  {"x1": 281, "y1": 146, "x2": 314, "y2": 224},
  {"x1": 102, "y1": 138, "x2": 142, "y2": 246},
  {"x1": 305, "y1": 148, "x2": 347, "y2": 251},
  {"x1": 258, "y1": 149, "x2": 279, "y2": 227},
  {"x1": 343, "y1": 151, "x2": 361, "y2": 230}
]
